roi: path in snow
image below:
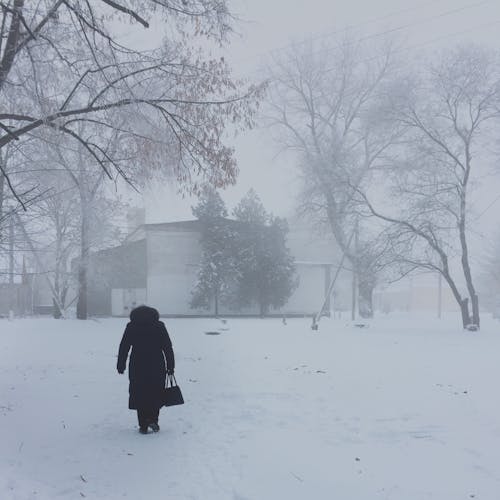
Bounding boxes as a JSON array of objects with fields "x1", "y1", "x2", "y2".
[{"x1": 1, "y1": 314, "x2": 499, "y2": 499}]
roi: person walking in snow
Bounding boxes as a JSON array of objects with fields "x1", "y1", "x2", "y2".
[{"x1": 117, "y1": 305, "x2": 175, "y2": 434}]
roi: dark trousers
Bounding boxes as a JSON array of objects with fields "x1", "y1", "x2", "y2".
[{"x1": 137, "y1": 407, "x2": 160, "y2": 428}]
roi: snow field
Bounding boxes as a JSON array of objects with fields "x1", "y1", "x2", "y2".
[{"x1": 1, "y1": 315, "x2": 499, "y2": 499}]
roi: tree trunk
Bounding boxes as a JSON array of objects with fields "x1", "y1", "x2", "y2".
[
  {"x1": 440, "y1": 263, "x2": 472, "y2": 330},
  {"x1": 0, "y1": 162, "x2": 5, "y2": 238},
  {"x1": 459, "y1": 298, "x2": 471, "y2": 330},
  {"x1": 459, "y1": 221, "x2": 480, "y2": 328},
  {"x1": 259, "y1": 301, "x2": 266, "y2": 318},
  {"x1": 358, "y1": 279, "x2": 374, "y2": 319},
  {"x1": 214, "y1": 291, "x2": 219, "y2": 317},
  {"x1": 471, "y1": 293, "x2": 479, "y2": 328},
  {"x1": 443, "y1": 271, "x2": 471, "y2": 328},
  {"x1": 76, "y1": 195, "x2": 89, "y2": 320},
  {"x1": 53, "y1": 298, "x2": 62, "y2": 319},
  {"x1": 0, "y1": 0, "x2": 24, "y2": 91},
  {"x1": 53, "y1": 274, "x2": 62, "y2": 319},
  {"x1": 458, "y1": 156, "x2": 480, "y2": 329}
]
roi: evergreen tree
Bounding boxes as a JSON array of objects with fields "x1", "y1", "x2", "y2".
[
  {"x1": 190, "y1": 187, "x2": 235, "y2": 315},
  {"x1": 232, "y1": 190, "x2": 297, "y2": 316},
  {"x1": 233, "y1": 188, "x2": 269, "y2": 225}
]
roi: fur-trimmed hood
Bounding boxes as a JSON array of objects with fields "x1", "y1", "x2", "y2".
[{"x1": 129, "y1": 305, "x2": 159, "y2": 324}]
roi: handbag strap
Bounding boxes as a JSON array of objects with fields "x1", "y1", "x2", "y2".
[{"x1": 167, "y1": 374, "x2": 178, "y2": 387}]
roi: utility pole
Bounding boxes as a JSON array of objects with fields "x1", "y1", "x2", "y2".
[
  {"x1": 323, "y1": 264, "x2": 332, "y2": 317},
  {"x1": 7, "y1": 210, "x2": 15, "y2": 318},
  {"x1": 351, "y1": 264, "x2": 356, "y2": 321},
  {"x1": 9, "y1": 211, "x2": 14, "y2": 285},
  {"x1": 351, "y1": 218, "x2": 359, "y2": 322},
  {"x1": 311, "y1": 229, "x2": 356, "y2": 330},
  {"x1": 438, "y1": 272, "x2": 442, "y2": 319}
]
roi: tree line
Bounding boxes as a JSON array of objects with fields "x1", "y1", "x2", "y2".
[
  {"x1": 0, "y1": 1, "x2": 263, "y2": 319},
  {"x1": 267, "y1": 39, "x2": 500, "y2": 329},
  {"x1": 2, "y1": 2, "x2": 499, "y2": 329},
  {"x1": 190, "y1": 187, "x2": 297, "y2": 317}
]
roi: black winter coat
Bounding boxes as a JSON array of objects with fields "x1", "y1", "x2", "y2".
[{"x1": 117, "y1": 306, "x2": 175, "y2": 410}]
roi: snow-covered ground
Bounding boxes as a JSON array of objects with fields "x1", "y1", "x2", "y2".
[{"x1": 1, "y1": 314, "x2": 499, "y2": 500}]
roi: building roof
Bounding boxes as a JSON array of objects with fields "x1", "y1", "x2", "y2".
[
  {"x1": 126, "y1": 218, "x2": 270, "y2": 241},
  {"x1": 125, "y1": 220, "x2": 201, "y2": 241},
  {"x1": 143, "y1": 220, "x2": 203, "y2": 230},
  {"x1": 91, "y1": 237, "x2": 146, "y2": 257},
  {"x1": 295, "y1": 260, "x2": 336, "y2": 267}
]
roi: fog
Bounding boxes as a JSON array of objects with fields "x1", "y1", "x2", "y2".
[
  {"x1": 147, "y1": 0, "x2": 500, "y2": 222},
  {"x1": 2, "y1": 2, "x2": 500, "y2": 497}
]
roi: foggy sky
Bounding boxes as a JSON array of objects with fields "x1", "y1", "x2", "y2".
[{"x1": 137, "y1": 0, "x2": 500, "y2": 256}]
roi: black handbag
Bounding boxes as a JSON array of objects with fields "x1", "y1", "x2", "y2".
[{"x1": 163, "y1": 374, "x2": 184, "y2": 407}]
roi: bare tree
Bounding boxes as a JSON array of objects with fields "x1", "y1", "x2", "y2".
[
  {"x1": 0, "y1": 142, "x2": 49, "y2": 290},
  {"x1": 356, "y1": 45, "x2": 500, "y2": 329},
  {"x1": 0, "y1": 143, "x2": 41, "y2": 229},
  {"x1": 266, "y1": 38, "x2": 402, "y2": 317},
  {"x1": 23, "y1": 178, "x2": 79, "y2": 317},
  {"x1": 43, "y1": 127, "x2": 126, "y2": 319},
  {"x1": 7, "y1": 130, "x2": 126, "y2": 318},
  {"x1": 0, "y1": 1, "x2": 263, "y2": 208}
]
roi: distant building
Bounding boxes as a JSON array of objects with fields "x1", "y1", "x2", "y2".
[
  {"x1": 373, "y1": 273, "x2": 459, "y2": 315},
  {"x1": 86, "y1": 219, "x2": 351, "y2": 317},
  {"x1": 0, "y1": 258, "x2": 33, "y2": 316}
]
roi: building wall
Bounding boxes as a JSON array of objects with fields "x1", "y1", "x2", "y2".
[
  {"x1": 88, "y1": 239, "x2": 147, "y2": 316},
  {"x1": 31, "y1": 272, "x2": 54, "y2": 309},
  {"x1": 283, "y1": 264, "x2": 329, "y2": 315},
  {"x1": 145, "y1": 225, "x2": 344, "y2": 317},
  {"x1": 94, "y1": 220, "x2": 351, "y2": 317},
  {"x1": 285, "y1": 224, "x2": 352, "y2": 315},
  {"x1": 0, "y1": 283, "x2": 32, "y2": 316},
  {"x1": 146, "y1": 229, "x2": 205, "y2": 315},
  {"x1": 374, "y1": 274, "x2": 459, "y2": 314},
  {"x1": 111, "y1": 288, "x2": 147, "y2": 316}
]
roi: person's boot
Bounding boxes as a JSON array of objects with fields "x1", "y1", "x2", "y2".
[
  {"x1": 149, "y1": 422, "x2": 160, "y2": 432},
  {"x1": 139, "y1": 426, "x2": 148, "y2": 434}
]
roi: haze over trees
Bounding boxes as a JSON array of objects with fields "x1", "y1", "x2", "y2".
[
  {"x1": 1, "y1": 3, "x2": 499, "y2": 328},
  {"x1": 3, "y1": 3, "x2": 500, "y2": 497},
  {"x1": 232, "y1": 189, "x2": 296, "y2": 317},
  {"x1": 191, "y1": 187, "x2": 296, "y2": 316},
  {"x1": 267, "y1": 40, "x2": 500, "y2": 329},
  {"x1": 356, "y1": 45, "x2": 500, "y2": 329},
  {"x1": 267, "y1": 39, "x2": 402, "y2": 319},
  {"x1": 0, "y1": 0, "x2": 263, "y2": 318},
  {"x1": 0, "y1": 2, "x2": 262, "y2": 201},
  {"x1": 190, "y1": 187, "x2": 236, "y2": 316}
]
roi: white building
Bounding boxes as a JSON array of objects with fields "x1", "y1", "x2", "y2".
[{"x1": 87, "y1": 219, "x2": 351, "y2": 317}]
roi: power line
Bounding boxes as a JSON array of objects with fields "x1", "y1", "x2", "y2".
[
  {"x1": 238, "y1": 0, "x2": 495, "y2": 79},
  {"x1": 398, "y1": 17, "x2": 500, "y2": 52},
  {"x1": 349, "y1": 0, "x2": 492, "y2": 47},
  {"x1": 317, "y1": 1, "x2": 497, "y2": 71},
  {"x1": 266, "y1": 0, "x2": 455, "y2": 57},
  {"x1": 322, "y1": 17, "x2": 500, "y2": 72},
  {"x1": 315, "y1": 0, "x2": 495, "y2": 61},
  {"x1": 474, "y1": 192, "x2": 500, "y2": 221}
]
